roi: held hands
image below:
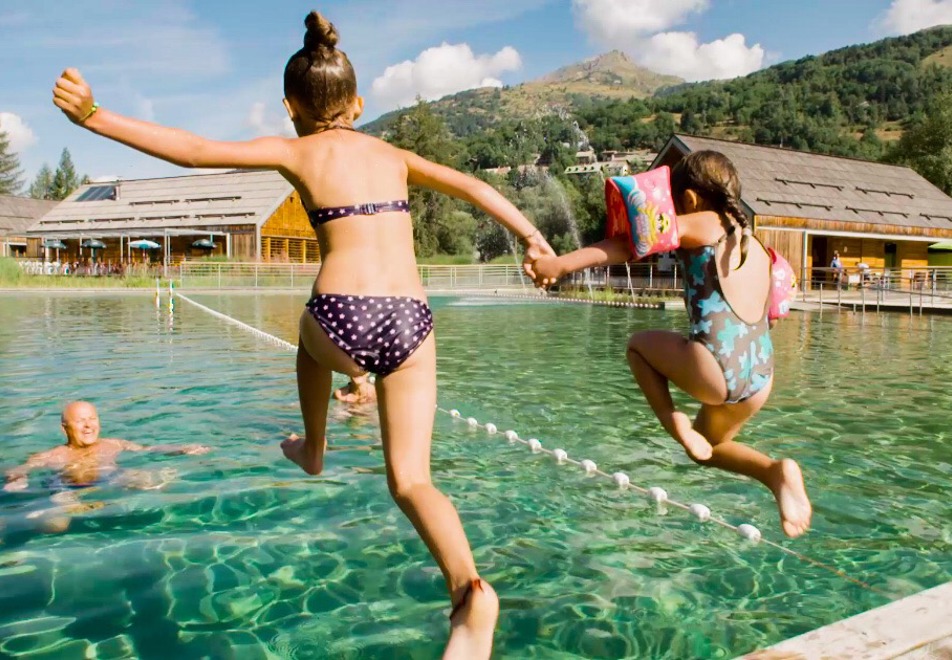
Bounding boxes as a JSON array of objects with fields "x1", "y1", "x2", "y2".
[
  {"x1": 52, "y1": 68, "x2": 97, "y2": 125},
  {"x1": 521, "y1": 231, "x2": 559, "y2": 287},
  {"x1": 523, "y1": 242, "x2": 564, "y2": 289}
]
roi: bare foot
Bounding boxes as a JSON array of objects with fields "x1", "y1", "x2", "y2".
[
  {"x1": 443, "y1": 579, "x2": 499, "y2": 660},
  {"x1": 281, "y1": 434, "x2": 324, "y2": 475},
  {"x1": 769, "y1": 459, "x2": 812, "y2": 538},
  {"x1": 671, "y1": 412, "x2": 713, "y2": 461}
]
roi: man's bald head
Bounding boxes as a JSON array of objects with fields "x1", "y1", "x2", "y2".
[{"x1": 61, "y1": 401, "x2": 101, "y2": 448}]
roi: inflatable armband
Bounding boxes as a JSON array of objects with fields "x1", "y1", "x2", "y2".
[
  {"x1": 767, "y1": 247, "x2": 796, "y2": 320},
  {"x1": 605, "y1": 166, "x2": 680, "y2": 260}
]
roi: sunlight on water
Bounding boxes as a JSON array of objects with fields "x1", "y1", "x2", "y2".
[{"x1": 0, "y1": 292, "x2": 950, "y2": 658}]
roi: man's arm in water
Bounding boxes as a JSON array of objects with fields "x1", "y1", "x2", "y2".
[
  {"x1": 116, "y1": 439, "x2": 210, "y2": 455},
  {"x1": 3, "y1": 449, "x2": 62, "y2": 491}
]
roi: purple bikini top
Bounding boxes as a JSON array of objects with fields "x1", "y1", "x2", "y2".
[{"x1": 307, "y1": 200, "x2": 410, "y2": 227}]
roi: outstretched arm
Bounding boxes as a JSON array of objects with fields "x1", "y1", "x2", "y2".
[
  {"x1": 403, "y1": 151, "x2": 555, "y2": 273},
  {"x1": 53, "y1": 68, "x2": 295, "y2": 170},
  {"x1": 528, "y1": 236, "x2": 634, "y2": 288},
  {"x1": 4, "y1": 452, "x2": 56, "y2": 491},
  {"x1": 118, "y1": 440, "x2": 210, "y2": 456}
]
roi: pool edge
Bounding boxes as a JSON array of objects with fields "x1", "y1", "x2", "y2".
[{"x1": 739, "y1": 581, "x2": 952, "y2": 659}]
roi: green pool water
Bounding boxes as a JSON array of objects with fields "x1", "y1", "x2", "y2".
[{"x1": 0, "y1": 292, "x2": 950, "y2": 659}]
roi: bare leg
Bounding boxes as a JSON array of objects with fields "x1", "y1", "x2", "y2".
[
  {"x1": 693, "y1": 381, "x2": 812, "y2": 538},
  {"x1": 282, "y1": 311, "x2": 358, "y2": 474},
  {"x1": 375, "y1": 334, "x2": 498, "y2": 660},
  {"x1": 626, "y1": 330, "x2": 730, "y2": 461}
]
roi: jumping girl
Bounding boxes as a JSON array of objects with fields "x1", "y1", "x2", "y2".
[
  {"x1": 54, "y1": 11, "x2": 555, "y2": 658},
  {"x1": 528, "y1": 151, "x2": 812, "y2": 539}
]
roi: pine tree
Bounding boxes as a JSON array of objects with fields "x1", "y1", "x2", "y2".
[
  {"x1": 50, "y1": 148, "x2": 81, "y2": 200},
  {"x1": 0, "y1": 130, "x2": 23, "y2": 195},
  {"x1": 28, "y1": 164, "x2": 54, "y2": 200}
]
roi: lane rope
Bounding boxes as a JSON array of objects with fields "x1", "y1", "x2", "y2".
[{"x1": 175, "y1": 291, "x2": 886, "y2": 596}]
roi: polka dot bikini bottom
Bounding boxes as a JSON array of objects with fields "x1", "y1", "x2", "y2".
[{"x1": 305, "y1": 294, "x2": 434, "y2": 376}]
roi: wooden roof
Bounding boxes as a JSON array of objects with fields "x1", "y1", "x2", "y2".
[
  {"x1": 28, "y1": 170, "x2": 294, "y2": 235},
  {"x1": 655, "y1": 134, "x2": 952, "y2": 233},
  {"x1": 0, "y1": 195, "x2": 58, "y2": 236}
]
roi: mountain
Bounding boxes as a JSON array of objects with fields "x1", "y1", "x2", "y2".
[{"x1": 362, "y1": 51, "x2": 682, "y2": 137}]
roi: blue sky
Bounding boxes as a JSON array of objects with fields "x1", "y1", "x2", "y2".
[{"x1": 1, "y1": 0, "x2": 947, "y2": 186}]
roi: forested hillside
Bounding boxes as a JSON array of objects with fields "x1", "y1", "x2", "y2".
[{"x1": 372, "y1": 27, "x2": 952, "y2": 261}]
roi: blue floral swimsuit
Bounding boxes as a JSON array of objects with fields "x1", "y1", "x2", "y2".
[{"x1": 677, "y1": 236, "x2": 774, "y2": 404}]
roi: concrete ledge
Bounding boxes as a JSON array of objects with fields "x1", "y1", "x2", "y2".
[{"x1": 740, "y1": 582, "x2": 952, "y2": 660}]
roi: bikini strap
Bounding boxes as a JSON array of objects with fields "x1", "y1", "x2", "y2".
[{"x1": 308, "y1": 200, "x2": 410, "y2": 226}]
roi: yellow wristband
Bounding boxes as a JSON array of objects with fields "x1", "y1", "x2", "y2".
[{"x1": 79, "y1": 102, "x2": 99, "y2": 124}]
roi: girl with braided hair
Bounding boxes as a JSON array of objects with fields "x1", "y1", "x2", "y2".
[
  {"x1": 528, "y1": 150, "x2": 811, "y2": 538},
  {"x1": 53, "y1": 10, "x2": 554, "y2": 658}
]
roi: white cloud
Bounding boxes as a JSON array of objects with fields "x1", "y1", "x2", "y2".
[
  {"x1": 571, "y1": 0, "x2": 764, "y2": 81},
  {"x1": 0, "y1": 113, "x2": 36, "y2": 152},
  {"x1": 572, "y1": 0, "x2": 708, "y2": 44},
  {"x1": 371, "y1": 43, "x2": 522, "y2": 111},
  {"x1": 878, "y1": 0, "x2": 952, "y2": 34},
  {"x1": 639, "y1": 32, "x2": 765, "y2": 81},
  {"x1": 246, "y1": 102, "x2": 295, "y2": 138}
]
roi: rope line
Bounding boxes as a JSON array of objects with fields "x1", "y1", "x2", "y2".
[{"x1": 175, "y1": 291, "x2": 886, "y2": 597}]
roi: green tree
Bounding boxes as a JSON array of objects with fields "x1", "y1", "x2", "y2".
[
  {"x1": 28, "y1": 164, "x2": 54, "y2": 199},
  {"x1": 50, "y1": 148, "x2": 81, "y2": 200},
  {"x1": 885, "y1": 95, "x2": 952, "y2": 194},
  {"x1": 386, "y1": 101, "x2": 473, "y2": 256},
  {"x1": 0, "y1": 130, "x2": 23, "y2": 195}
]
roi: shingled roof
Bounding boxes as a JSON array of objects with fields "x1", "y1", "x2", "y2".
[
  {"x1": 0, "y1": 195, "x2": 58, "y2": 236},
  {"x1": 656, "y1": 134, "x2": 952, "y2": 233},
  {"x1": 28, "y1": 170, "x2": 293, "y2": 235}
]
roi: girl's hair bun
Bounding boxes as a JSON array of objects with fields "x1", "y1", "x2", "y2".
[{"x1": 304, "y1": 11, "x2": 339, "y2": 51}]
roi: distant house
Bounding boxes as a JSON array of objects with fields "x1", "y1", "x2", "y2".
[
  {"x1": 0, "y1": 196, "x2": 58, "y2": 257},
  {"x1": 26, "y1": 170, "x2": 318, "y2": 263},
  {"x1": 565, "y1": 149, "x2": 656, "y2": 179},
  {"x1": 653, "y1": 134, "x2": 952, "y2": 285}
]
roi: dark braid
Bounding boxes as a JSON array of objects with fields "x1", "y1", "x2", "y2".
[{"x1": 720, "y1": 188, "x2": 752, "y2": 269}]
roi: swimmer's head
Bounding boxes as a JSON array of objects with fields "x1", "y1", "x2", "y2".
[
  {"x1": 671, "y1": 150, "x2": 751, "y2": 267},
  {"x1": 283, "y1": 11, "x2": 362, "y2": 136},
  {"x1": 61, "y1": 400, "x2": 101, "y2": 448}
]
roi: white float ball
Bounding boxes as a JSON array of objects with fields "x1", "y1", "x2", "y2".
[
  {"x1": 738, "y1": 524, "x2": 762, "y2": 542},
  {"x1": 505, "y1": 430, "x2": 519, "y2": 442},
  {"x1": 485, "y1": 423, "x2": 497, "y2": 434},
  {"x1": 689, "y1": 503, "x2": 711, "y2": 522},
  {"x1": 581, "y1": 459, "x2": 597, "y2": 474},
  {"x1": 612, "y1": 472, "x2": 630, "y2": 489},
  {"x1": 450, "y1": 409, "x2": 461, "y2": 418},
  {"x1": 528, "y1": 438, "x2": 542, "y2": 453},
  {"x1": 647, "y1": 487, "x2": 668, "y2": 503},
  {"x1": 466, "y1": 417, "x2": 478, "y2": 428},
  {"x1": 553, "y1": 449, "x2": 568, "y2": 464}
]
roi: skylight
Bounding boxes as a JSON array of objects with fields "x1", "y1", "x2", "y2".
[{"x1": 75, "y1": 186, "x2": 117, "y2": 202}]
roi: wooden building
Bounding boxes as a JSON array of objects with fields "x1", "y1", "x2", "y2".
[
  {"x1": 653, "y1": 135, "x2": 952, "y2": 286},
  {"x1": 25, "y1": 170, "x2": 318, "y2": 263},
  {"x1": 0, "y1": 196, "x2": 57, "y2": 257}
]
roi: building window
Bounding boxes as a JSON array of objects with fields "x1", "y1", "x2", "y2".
[{"x1": 75, "y1": 186, "x2": 117, "y2": 202}]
